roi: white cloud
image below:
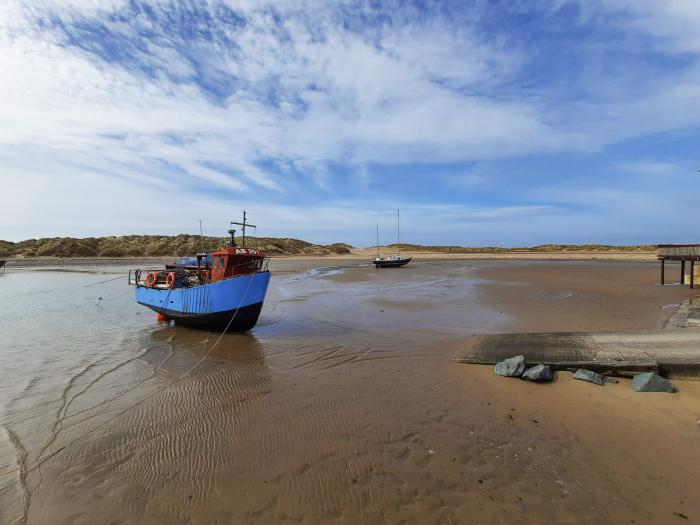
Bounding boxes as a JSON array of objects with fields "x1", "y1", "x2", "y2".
[
  {"x1": 615, "y1": 160, "x2": 688, "y2": 178},
  {"x1": 0, "y1": 0, "x2": 562, "y2": 192},
  {"x1": 0, "y1": 153, "x2": 552, "y2": 244},
  {"x1": 1, "y1": 0, "x2": 700, "y2": 243},
  {"x1": 600, "y1": 1, "x2": 700, "y2": 54}
]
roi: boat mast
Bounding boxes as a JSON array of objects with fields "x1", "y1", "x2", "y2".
[
  {"x1": 397, "y1": 208, "x2": 400, "y2": 256},
  {"x1": 231, "y1": 210, "x2": 256, "y2": 248},
  {"x1": 376, "y1": 224, "x2": 380, "y2": 258}
]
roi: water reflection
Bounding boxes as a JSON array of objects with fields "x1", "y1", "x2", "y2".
[{"x1": 144, "y1": 323, "x2": 269, "y2": 369}]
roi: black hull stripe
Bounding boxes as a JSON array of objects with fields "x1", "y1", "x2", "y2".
[
  {"x1": 373, "y1": 260, "x2": 411, "y2": 268},
  {"x1": 143, "y1": 301, "x2": 264, "y2": 330}
]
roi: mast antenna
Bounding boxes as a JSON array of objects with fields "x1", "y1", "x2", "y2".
[
  {"x1": 199, "y1": 219, "x2": 204, "y2": 253},
  {"x1": 231, "y1": 210, "x2": 256, "y2": 248}
]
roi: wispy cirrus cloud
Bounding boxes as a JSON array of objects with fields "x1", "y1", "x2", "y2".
[{"x1": 1, "y1": 0, "x2": 700, "y2": 244}]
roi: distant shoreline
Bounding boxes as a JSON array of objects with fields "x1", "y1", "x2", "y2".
[
  {"x1": 1, "y1": 235, "x2": 660, "y2": 260},
  {"x1": 350, "y1": 247, "x2": 658, "y2": 261},
  {"x1": 2, "y1": 250, "x2": 660, "y2": 268}
]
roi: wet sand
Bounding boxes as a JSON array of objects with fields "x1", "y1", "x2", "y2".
[
  {"x1": 1, "y1": 258, "x2": 698, "y2": 524},
  {"x1": 472, "y1": 261, "x2": 692, "y2": 331}
]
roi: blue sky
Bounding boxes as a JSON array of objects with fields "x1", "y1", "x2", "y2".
[{"x1": 1, "y1": 0, "x2": 699, "y2": 246}]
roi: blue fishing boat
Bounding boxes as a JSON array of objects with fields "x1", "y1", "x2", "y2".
[{"x1": 129, "y1": 213, "x2": 270, "y2": 330}]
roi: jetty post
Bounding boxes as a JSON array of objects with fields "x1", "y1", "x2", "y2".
[{"x1": 657, "y1": 245, "x2": 700, "y2": 289}]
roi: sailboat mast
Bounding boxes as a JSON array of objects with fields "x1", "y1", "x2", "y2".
[
  {"x1": 376, "y1": 224, "x2": 379, "y2": 258},
  {"x1": 397, "y1": 208, "x2": 400, "y2": 256}
]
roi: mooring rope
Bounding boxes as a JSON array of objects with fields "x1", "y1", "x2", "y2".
[
  {"x1": 0, "y1": 271, "x2": 260, "y2": 479},
  {"x1": 83, "y1": 274, "x2": 128, "y2": 287},
  {"x1": 95, "y1": 288, "x2": 133, "y2": 302}
]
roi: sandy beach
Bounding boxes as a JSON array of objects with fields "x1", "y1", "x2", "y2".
[{"x1": 1, "y1": 256, "x2": 698, "y2": 525}]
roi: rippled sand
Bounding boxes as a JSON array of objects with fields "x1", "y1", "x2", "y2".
[{"x1": 1, "y1": 258, "x2": 698, "y2": 524}]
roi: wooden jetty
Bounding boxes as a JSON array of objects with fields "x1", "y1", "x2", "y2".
[
  {"x1": 454, "y1": 330, "x2": 700, "y2": 379},
  {"x1": 658, "y1": 244, "x2": 700, "y2": 288}
]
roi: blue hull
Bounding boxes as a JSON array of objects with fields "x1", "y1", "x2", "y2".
[{"x1": 135, "y1": 271, "x2": 271, "y2": 330}]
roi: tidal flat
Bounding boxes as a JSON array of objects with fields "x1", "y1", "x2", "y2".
[{"x1": 1, "y1": 257, "x2": 698, "y2": 524}]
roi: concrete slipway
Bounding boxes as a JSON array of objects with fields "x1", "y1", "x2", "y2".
[
  {"x1": 454, "y1": 330, "x2": 700, "y2": 379},
  {"x1": 454, "y1": 299, "x2": 700, "y2": 379}
]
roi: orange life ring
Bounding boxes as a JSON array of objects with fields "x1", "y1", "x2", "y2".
[
  {"x1": 145, "y1": 271, "x2": 158, "y2": 287},
  {"x1": 166, "y1": 272, "x2": 176, "y2": 289}
]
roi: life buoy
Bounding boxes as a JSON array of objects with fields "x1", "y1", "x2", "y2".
[
  {"x1": 145, "y1": 272, "x2": 158, "y2": 287},
  {"x1": 166, "y1": 272, "x2": 176, "y2": 289}
]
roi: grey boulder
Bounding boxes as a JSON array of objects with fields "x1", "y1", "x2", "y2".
[
  {"x1": 631, "y1": 372, "x2": 675, "y2": 393},
  {"x1": 494, "y1": 355, "x2": 526, "y2": 377},
  {"x1": 573, "y1": 369, "x2": 605, "y2": 386},
  {"x1": 522, "y1": 364, "x2": 554, "y2": 382}
]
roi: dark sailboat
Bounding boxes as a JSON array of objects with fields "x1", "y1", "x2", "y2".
[{"x1": 373, "y1": 209, "x2": 412, "y2": 268}]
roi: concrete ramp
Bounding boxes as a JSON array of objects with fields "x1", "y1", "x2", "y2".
[{"x1": 454, "y1": 330, "x2": 700, "y2": 379}]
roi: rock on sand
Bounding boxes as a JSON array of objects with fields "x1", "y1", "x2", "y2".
[
  {"x1": 631, "y1": 372, "x2": 675, "y2": 393},
  {"x1": 573, "y1": 369, "x2": 605, "y2": 386},
  {"x1": 522, "y1": 364, "x2": 554, "y2": 382},
  {"x1": 494, "y1": 355, "x2": 526, "y2": 377}
]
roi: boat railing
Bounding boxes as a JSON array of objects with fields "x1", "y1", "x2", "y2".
[{"x1": 129, "y1": 258, "x2": 270, "y2": 287}]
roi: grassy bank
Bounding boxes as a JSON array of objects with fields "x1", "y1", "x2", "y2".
[{"x1": 0, "y1": 236, "x2": 353, "y2": 258}]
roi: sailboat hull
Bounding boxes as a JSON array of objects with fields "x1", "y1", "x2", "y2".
[{"x1": 373, "y1": 257, "x2": 412, "y2": 268}]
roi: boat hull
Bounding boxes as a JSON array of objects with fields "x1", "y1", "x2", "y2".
[
  {"x1": 373, "y1": 257, "x2": 412, "y2": 268},
  {"x1": 135, "y1": 271, "x2": 270, "y2": 330},
  {"x1": 147, "y1": 301, "x2": 264, "y2": 330}
]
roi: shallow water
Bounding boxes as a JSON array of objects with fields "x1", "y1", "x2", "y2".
[{"x1": 0, "y1": 259, "x2": 501, "y2": 523}]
